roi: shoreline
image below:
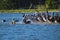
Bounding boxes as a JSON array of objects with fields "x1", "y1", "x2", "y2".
[{"x1": 0, "y1": 9, "x2": 60, "y2": 13}]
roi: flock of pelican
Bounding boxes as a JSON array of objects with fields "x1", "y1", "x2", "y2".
[
  {"x1": 0, "y1": 12, "x2": 60, "y2": 24},
  {"x1": 23, "y1": 12, "x2": 60, "y2": 24}
]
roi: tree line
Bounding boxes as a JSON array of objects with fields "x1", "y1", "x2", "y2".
[{"x1": 0, "y1": 0, "x2": 60, "y2": 10}]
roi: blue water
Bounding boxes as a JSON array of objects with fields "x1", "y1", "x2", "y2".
[{"x1": 0, "y1": 12, "x2": 60, "y2": 40}]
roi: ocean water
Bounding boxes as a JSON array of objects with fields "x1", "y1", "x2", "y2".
[{"x1": 0, "y1": 12, "x2": 60, "y2": 40}]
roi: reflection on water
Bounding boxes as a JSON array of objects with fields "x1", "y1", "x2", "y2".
[{"x1": 0, "y1": 12, "x2": 60, "y2": 40}]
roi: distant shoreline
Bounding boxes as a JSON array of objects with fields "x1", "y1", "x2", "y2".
[{"x1": 0, "y1": 9, "x2": 60, "y2": 13}]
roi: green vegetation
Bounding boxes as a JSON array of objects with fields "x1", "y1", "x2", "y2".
[
  {"x1": 0, "y1": 0, "x2": 60, "y2": 9},
  {"x1": 45, "y1": 0, "x2": 50, "y2": 9},
  {"x1": 0, "y1": 0, "x2": 60, "y2": 12}
]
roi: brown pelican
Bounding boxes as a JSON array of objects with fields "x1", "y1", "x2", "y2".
[
  {"x1": 55, "y1": 13, "x2": 60, "y2": 23},
  {"x1": 11, "y1": 18, "x2": 16, "y2": 24},
  {"x1": 2, "y1": 20, "x2": 6, "y2": 22},
  {"x1": 48, "y1": 12, "x2": 55, "y2": 22},
  {"x1": 41, "y1": 13, "x2": 47, "y2": 22},
  {"x1": 23, "y1": 15, "x2": 31, "y2": 24}
]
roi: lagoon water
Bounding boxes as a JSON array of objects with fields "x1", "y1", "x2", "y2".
[{"x1": 0, "y1": 12, "x2": 60, "y2": 40}]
